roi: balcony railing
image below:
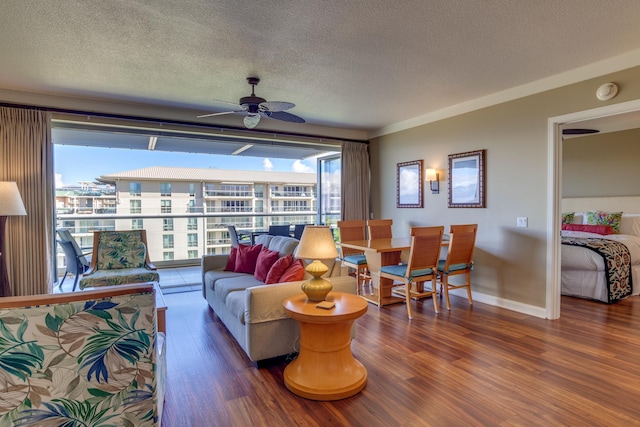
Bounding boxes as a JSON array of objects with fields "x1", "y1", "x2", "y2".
[
  {"x1": 55, "y1": 211, "x2": 338, "y2": 273},
  {"x1": 270, "y1": 191, "x2": 316, "y2": 198},
  {"x1": 204, "y1": 190, "x2": 253, "y2": 198}
]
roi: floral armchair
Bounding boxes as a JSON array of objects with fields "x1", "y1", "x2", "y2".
[
  {"x1": 0, "y1": 284, "x2": 166, "y2": 426},
  {"x1": 79, "y1": 230, "x2": 160, "y2": 289}
]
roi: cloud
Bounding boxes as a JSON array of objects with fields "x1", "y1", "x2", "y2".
[
  {"x1": 292, "y1": 160, "x2": 313, "y2": 173},
  {"x1": 55, "y1": 173, "x2": 65, "y2": 188},
  {"x1": 263, "y1": 158, "x2": 274, "y2": 171}
]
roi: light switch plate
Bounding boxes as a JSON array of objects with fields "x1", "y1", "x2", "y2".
[{"x1": 517, "y1": 217, "x2": 528, "y2": 227}]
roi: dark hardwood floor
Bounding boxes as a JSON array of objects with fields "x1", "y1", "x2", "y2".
[{"x1": 161, "y1": 291, "x2": 640, "y2": 426}]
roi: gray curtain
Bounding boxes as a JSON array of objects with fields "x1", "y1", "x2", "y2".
[
  {"x1": 0, "y1": 107, "x2": 54, "y2": 296},
  {"x1": 341, "y1": 141, "x2": 370, "y2": 221}
]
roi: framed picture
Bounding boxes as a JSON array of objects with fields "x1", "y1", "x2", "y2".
[
  {"x1": 397, "y1": 159, "x2": 423, "y2": 208},
  {"x1": 448, "y1": 149, "x2": 486, "y2": 208}
]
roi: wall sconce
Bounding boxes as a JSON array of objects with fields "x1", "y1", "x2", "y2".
[{"x1": 425, "y1": 168, "x2": 439, "y2": 194}]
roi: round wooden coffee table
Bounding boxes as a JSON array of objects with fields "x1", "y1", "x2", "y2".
[{"x1": 282, "y1": 292, "x2": 368, "y2": 400}]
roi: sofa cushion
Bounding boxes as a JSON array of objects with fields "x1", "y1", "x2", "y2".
[
  {"x1": 225, "y1": 246, "x2": 237, "y2": 271},
  {"x1": 235, "y1": 244, "x2": 263, "y2": 273},
  {"x1": 265, "y1": 254, "x2": 294, "y2": 284},
  {"x1": 79, "y1": 267, "x2": 159, "y2": 288},
  {"x1": 279, "y1": 259, "x2": 306, "y2": 282},
  {"x1": 215, "y1": 275, "x2": 263, "y2": 302},
  {"x1": 266, "y1": 235, "x2": 299, "y2": 257},
  {"x1": 225, "y1": 291, "x2": 246, "y2": 325},
  {"x1": 254, "y1": 248, "x2": 280, "y2": 282},
  {"x1": 204, "y1": 270, "x2": 247, "y2": 293}
]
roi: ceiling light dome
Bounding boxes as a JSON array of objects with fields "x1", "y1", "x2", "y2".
[{"x1": 243, "y1": 113, "x2": 260, "y2": 129}]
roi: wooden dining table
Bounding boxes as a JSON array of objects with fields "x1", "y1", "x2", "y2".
[{"x1": 340, "y1": 237, "x2": 449, "y2": 307}]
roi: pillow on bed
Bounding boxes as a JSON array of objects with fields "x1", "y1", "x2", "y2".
[
  {"x1": 586, "y1": 211, "x2": 623, "y2": 234},
  {"x1": 562, "y1": 223, "x2": 614, "y2": 235},
  {"x1": 561, "y1": 212, "x2": 575, "y2": 225}
]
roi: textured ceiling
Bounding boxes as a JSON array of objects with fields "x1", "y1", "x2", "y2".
[{"x1": 1, "y1": 0, "x2": 640, "y2": 135}]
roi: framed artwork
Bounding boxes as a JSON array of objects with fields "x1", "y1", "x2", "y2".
[
  {"x1": 448, "y1": 149, "x2": 486, "y2": 208},
  {"x1": 397, "y1": 159, "x2": 423, "y2": 208}
]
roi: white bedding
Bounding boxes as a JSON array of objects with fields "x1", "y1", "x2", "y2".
[{"x1": 561, "y1": 231, "x2": 640, "y2": 301}]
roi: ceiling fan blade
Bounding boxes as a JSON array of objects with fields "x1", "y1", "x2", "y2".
[
  {"x1": 260, "y1": 101, "x2": 295, "y2": 112},
  {"x1": 264, "y1": 111, "x2": 306, "y2": 124},
  {"x1": 197, "y1": 111, "x2": 239, "y2": 119}
]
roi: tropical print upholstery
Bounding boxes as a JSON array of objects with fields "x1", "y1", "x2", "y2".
[
  {"x1": 79, "y1": 230, "x2": 160, "y2": 289},
  {"x1": 0, "y1": 288, "x2": 164, "y2": 426}
]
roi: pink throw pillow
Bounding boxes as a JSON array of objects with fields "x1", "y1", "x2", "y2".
[
  {"x1": 254, "y1": 248, "x2": 280, "y2": 282},
  {"x1": 265, "y1": 254, "x2": 294, "y2": 284},
  {"x1": 279, "y1": 259, "x2": 306, "y2": 283},
  {"x1": 224, "y1": 247, "x2": 237, "y2": 271},
  {"x1": 234, "y1": 244, "x2": 263, "y2": 274},
  {"x1": 562, "y1": 223, "x2": 615, "y2": 235}
]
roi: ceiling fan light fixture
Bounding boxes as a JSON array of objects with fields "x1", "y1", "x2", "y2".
[{"x1": 243, "y1": 113, "x2": 261, "y2": 129}]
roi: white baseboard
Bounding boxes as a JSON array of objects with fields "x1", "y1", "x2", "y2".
[{"x1": 447, "y1": 288, "x2": 547, "y2": 319}]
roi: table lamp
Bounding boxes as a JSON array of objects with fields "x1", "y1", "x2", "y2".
[
  {"x1": 0, "y1": 182, "x2": 27, "y2": 297},
  {"x1": 295, "y1": 226, "x2": 339, "y2": 302}
]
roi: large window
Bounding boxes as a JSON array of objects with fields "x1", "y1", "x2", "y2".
[{"x1": 53, "y1": 118, "x2": 341, "y2": 267}]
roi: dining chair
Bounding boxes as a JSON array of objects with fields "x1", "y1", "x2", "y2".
[
  {"x1": 379, "y1": 226, "x2": 444, "y2": 319},
  {"x1": 367, "y1": 219, "x2": 393, "y2": 239},
  {"x1": 337, "y1": 220, "x2": 369, "y2": 295},
  {"x1": 227, "y1": 225, "x2": 250, "y2": 248},
  {"x1": 437, "y1": 224, "x2": 478, "y2": 310},
  {"x1": 292, "y1": 224, "x2": 310, "y2": 240},
  {"x1": 268, "y1": 224, "x2": 292, "y2": 237},
  {"x1": 56, "y1": 229, "x2": 91, "y2": 291}
]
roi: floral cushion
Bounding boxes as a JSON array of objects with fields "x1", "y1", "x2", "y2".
[
  {"x1": 0, "y1": 288, "x2": 163, "y2": 426},
  {"x1": 561, "y1": 212, "x2": 575, "y2": 225},
  {"x1": 79, "y1": 267, "x2": 160, "y2": 288},
  {"x1": 586, "y1": 211, "x2": 623, "y2": 234},
  {"x1": 97, "y1": 231, "x2": 148, "y2": 270}
]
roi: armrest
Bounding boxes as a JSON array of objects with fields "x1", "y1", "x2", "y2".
[
  {"x1": 147, "y1": 262, "x2": 157, "y2": 270},
  {"x1": 201, "y1": 254, "x2": 230, "y2": 273}
]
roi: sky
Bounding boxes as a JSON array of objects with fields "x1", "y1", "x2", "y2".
[{"x1": 54, "y1": 145, "x2": 322, "y2": 187}]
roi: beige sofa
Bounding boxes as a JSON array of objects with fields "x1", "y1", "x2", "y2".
[{"x1": 201, "y1": 234, "x2": 357, "y2": 363}]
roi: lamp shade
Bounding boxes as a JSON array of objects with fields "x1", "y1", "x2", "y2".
[
  {"x1": 0, "y1": 182, "x2": 26, "y2": 216},
  {"x1": 425, "y1": 168, "x2": 438, "y2": 181},
  {"x1": 295, "y1": 226, "x2": 338, "y2": 260}
]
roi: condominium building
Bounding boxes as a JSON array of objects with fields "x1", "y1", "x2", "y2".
[{"x1": 93, "y1": 166, "x2": 319, "y2": 264}]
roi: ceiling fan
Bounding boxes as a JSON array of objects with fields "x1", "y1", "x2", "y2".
[{"x1": 197, "y1": 77, "x2": 305, "y2": 129}]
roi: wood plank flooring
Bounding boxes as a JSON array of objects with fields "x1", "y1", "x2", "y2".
[{"x1": 161, "y1": 291, "x2": 640, "y2": 426}]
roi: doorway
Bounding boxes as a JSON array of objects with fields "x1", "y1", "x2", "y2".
[{"x1": 547, "y1": 98, "x2": 640, "y2": 319}]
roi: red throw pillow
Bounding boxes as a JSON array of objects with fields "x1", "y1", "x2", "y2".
[
  {"x1": 224, "y1": 247, "x2": 237, "y2": 271},
  {"x1": 254, "y1": 248, "x2": 280, "y2": 282},
  {"x1": 234, "y1": 244, "x2": 263, "y2": 274},
  {"x1": 279, "y1": 259, "x2": 306, "y2": 283},
  {"x1": 562, "y1": 223, "x2": 615, "y2": 235},
  {"x1": 265, "y1": 254, "x2": 294, "y2": 284}
]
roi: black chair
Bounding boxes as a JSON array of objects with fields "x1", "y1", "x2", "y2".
[
  {"x1": 293, "y1": 224, "x2": 310, "y2": 240},
  {"x1": 57, "y1": 239, "x2": 91, "y2": 292},
  {"x1": 227, "y1": 225, "x2": 250, "y2": 248},
  {"x1": 268, "y1": 224, "x2": 291, "y2": 237}
]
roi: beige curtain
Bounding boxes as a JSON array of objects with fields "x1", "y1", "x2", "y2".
[
  {"x1": 341, "y1": 141, "x2": 370, "y2": 221},
  {"x1": 0, "y1": 107, "x2": 53, "y2": 296}
]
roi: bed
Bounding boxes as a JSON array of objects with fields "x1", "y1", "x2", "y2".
[{"x1": 561, "y1": 212, "x2": 640, "y2": 303}]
